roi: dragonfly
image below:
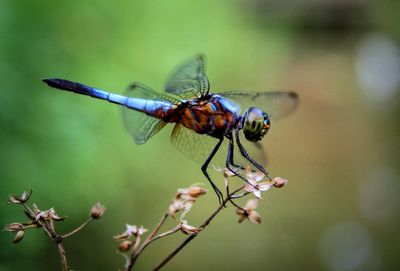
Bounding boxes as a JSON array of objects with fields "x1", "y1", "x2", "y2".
[{"x1": 43, "y1": 54, "x2": 298, "y2": 204}]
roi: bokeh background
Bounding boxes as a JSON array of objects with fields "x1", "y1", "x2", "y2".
[{"x1": 1, "y1": 0, "x2": 399, "y2": 270}]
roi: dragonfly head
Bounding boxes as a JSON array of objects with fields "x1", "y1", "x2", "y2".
[{"x1": 242, "y1": 107, "x2": 271, "y2": 142}]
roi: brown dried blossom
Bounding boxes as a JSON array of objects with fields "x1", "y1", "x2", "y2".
[
  {"x1": 13, "y1": 230, "x2": 25, "y2": 243},
  {"x1": 180, "y1": 220, "x2": 202, "y2": 235},
  {"x1": 213, "y1": 166, "x2": 237, "y2": 188},
  {"x1": 8, "y1": 189, "x2": 32, "y2": 204},
  {"x1": 177, "y1": 184, "x2": 207, "y2": 200},
  {"x1": 114, "y1": 224, "x2": 147, "y2": 240},
  {"x1": 244, "y1": 168, "x2": 273, "y2": 199},
  {"x1": 33, "y1": 206, "x2": 65, "y2": 222},
  {"x1": 4, "y1": 223, "x2": 24, "y2": 232},
  {"x1": 90, "y1": 202, "x2": 105, "y2": 219},
  {"x1": 168, "y1": 198, "x2": 184, "y2": 215},
  {"x1": 118, "y1": 240, "x2": 132, "y2": 252},
  {"x1": 272, "y1": 177, "x2": 288, "y2": 188},
  {"x1": 236, "y1": 199, "x2": 261, "y2": 224},
  {"x1": 168, "y1": 185, "x2": 206, "y2": 216}
]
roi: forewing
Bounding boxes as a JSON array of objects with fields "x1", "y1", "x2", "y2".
[
  {"x1": 122, "y1": 82, "x2": 180, "y2": 144},
  {"x1": 219, "y1": 91, "x2": 299, "y2": 120},
  {"x1": 165, "y1": 54, "x2": 210, "y2": 99}
]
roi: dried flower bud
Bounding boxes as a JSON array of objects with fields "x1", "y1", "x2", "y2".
[
  {"x1": 224, "y1": 168, "x2": 237, "y2": 177},
  {"x1": 214, "y1": 166, "x2": 236, "y2": 188},
  {"x1": 248, "y1": 210, "x2": 261, "y2": 224},
  {"x1": 244, "y1": 180, "x2": 273, "y2": 199},
  {"x1": 8, "y1": 195, "x2": 23, "y2": 204},
  {"x1": 114, "y1": 224, "x2": 148, "y2": 240},
  {"x1": 273, "y1": 177, "x2": 288, "y2": 188},
  {"x1": 168, "y1": 199, "x2": 184, "y2": 215},
  {"x1": 180, "y1": 220, "x2": 202, "y2": 235},
  {"x1": 4, "y1": 223, "x2": 24, "y2": 232},
  {"x1": 242, "y1": 168, "x2": 273, "y2": 199},
  {"x1": 8, "y1": 189, "x2": 32, "y2": 204},
  {"x1": 245, "y1": 171, "x2": 265, "y2": 183},
  {"x1": 137, "y1": 226, "x2": 147, "y2": 236},
  {"x1": 236, "y1": 209, "x2": 248, "y2": 223},
  {"x1": 118, "y1": 240, "x2": 132, "y2": 252},
  {"x1": 13, "y1": 230, "x2": 25, "y2": 243},
  {"x1": 90, "y1": 202, "x2": 105, "y2": 219},
  {"x1": 34, "y1": 207, "x2": 65, "y2": 222},
  {"x1": 182, "y1": 199, "x2": 195, "y2": 211},
  {"x1": 49, "y1": 208, "x2": 65, "y2": 221},
  {"x1": 236, "y1": 199, "x2": 261, "y2": 224},
  {"x1": 177, "y1": 185, "x2": 207, "y2": 200},
  {"x1": 223, "y1": 173, "x2": 229, "y2": 189},
  {"x1": 188, "y1": 186, "x2": 207, "y2": 198}
]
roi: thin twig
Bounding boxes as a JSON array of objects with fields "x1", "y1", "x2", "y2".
[
  {"x1": 146, "y1": 212, "x2": 169, "y2": 241},
  {"x1": 128, "y1": 224, "x2": 181, "y2": 269},
  {"x1": 123, "y1": 211, "x2": 170, "y2": 270},
  {"x1": 230, "y1": 191, "x2": 250, "y2": 199},
  {"x1": 153, "y1": 199, "x2": 228, "y2": 270},
  {"x1": 125, "y1": 235, "x2": 141, "y2": 271},
  {"x1": 153, "y1": 186, "x2": 245, "y2": 270},
  {"x1": 228, "y1": 198, "x2": 245, "y2": 210},
  {"x1": 62, "y1": 217, "x2": 93, "y2": 239}
]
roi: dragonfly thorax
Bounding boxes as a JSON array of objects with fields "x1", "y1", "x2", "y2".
[
  {"x1": 242, "y1": 107, "x2": 271, "y2": 142},
  {"x1": 176, "y1": 95, "x2": 241, "y2": 138}
]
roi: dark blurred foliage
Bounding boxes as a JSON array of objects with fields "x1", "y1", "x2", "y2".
[{"x1": 1, "y1": 0, "x2": 399, "y2": 270}]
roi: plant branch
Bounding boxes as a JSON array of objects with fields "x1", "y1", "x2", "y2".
[
  {"x1": 125, "y1": 235, "x2": 141, "y2": 271},
  {"x1": 128, "y1": 223, "x2": 181, "y2": 269},
  {"x1": 146, "y1": 212, "x2": 169, "y2": 242},
  {"x1": 122, "y1": 211, "x2": 169, "y2": 270},
  {"x1": 125, "y1": 215, "x2": 181, "y2": 270},
  {"x1": 62, "y1": 217, "x2": 93, "y2": 239},
  {"x1": 56, "y1": 242, "x2": 68, "y2": 271},
  {"x1": 22, "y1": 203, "x2": 68, "y2": 271},
  {"x1": 153, "y1": 185, "x2": 245, "y2": 270}
]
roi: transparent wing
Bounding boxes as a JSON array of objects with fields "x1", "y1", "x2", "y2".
[
  {"x1": 165, "y1": 54, "x2": 210, "y2": 99},
  {"x1": 170, "y1": 124, "x2": 229, "y2": 167},
  {"x1": 170, "y1": 124, "x2": 268, "y2": 169},
  {"x1": 122, "y1": 82, "x2": 181, "y2": 144},
  {"x1": 219, "y1": 91, "x2": 299, "y2": 120}
]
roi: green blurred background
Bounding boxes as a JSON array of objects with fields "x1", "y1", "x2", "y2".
[{"x1": 1, "y1": 0, "x2": 400, "y2": 270}]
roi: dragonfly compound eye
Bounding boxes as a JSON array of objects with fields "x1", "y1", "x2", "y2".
[{"x1": 242, "y1": 107, "x2": 271, "y2": 142}]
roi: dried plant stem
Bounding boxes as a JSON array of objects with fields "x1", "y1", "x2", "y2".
[
  {"x1": 148, "y1": 225, "x2": 181, "y2": 243},
  {"x1": 153, "y1": 200, "x2": 227, "y2": 270},
  {"x1": 56, "y1": 242, "x2": 68, "y2": 271},
  {"x1": 62, "y1": 217, "x2": 93, "y2": 238},
  {"x1": 131, "y1": 212, "x2": 169, "y2": 258},
  {"x1": 125, "y1": 235, "x2": 141, "y2": 270},
  {"x1": 146, "y1": 212, "x2": 169, "y2": 241},
  {"x1": 125, "y1": 212, "x2": 180, "y2": 271},
  {"x1": 22, "y1": 203, "x2": 68, "y2": 271},
  {"x1": 153, "y1": 186, "x2": 245, "y2": 271},
  {"x1": 128, "y1": 223, "x2": 181, "y2": 269}
]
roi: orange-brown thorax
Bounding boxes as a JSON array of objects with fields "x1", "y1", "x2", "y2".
[{"x1": 166, "y1": 95, "x2": 241, "y2": 138}]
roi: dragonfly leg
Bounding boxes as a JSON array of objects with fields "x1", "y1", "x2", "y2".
[
  {"x1": 227, "y1": 135, "x2": 241, "y2": 169},
  {"x1": 225, "y1": 134, "x2": 252, "y2": 171},
  {"x1": 235, "y1": 129, "x2": 272, "y2": 180},
  {"x1": 225, "y1": 134, "x2": 258, "y2": 190},
  {"x1": 201, "y1": 138, "x2": 224, "y2": 205}
]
